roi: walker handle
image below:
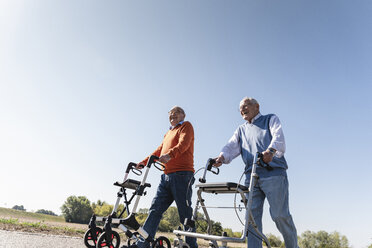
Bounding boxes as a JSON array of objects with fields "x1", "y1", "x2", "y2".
[
  {"x1": 146, "y1": 155, "x2": 159, "y2": 167},
  {"x1": 207, "y1": 159, "x2": 220, "y2": 175},
  {"x1": 199, "y1": 158, "x2": 219, "y2": 183},
  {"x1": 257, "y1": 152, "x2": 274, "y2": 171},
  {"x1": 126, "y1": 162, "x2": 138, "y2": 173},
  {"x1": 126, "y1": 162, "x2": 143, "y2": 175},
  {"x1": 122, "y1": 162, "x2": 142, "y2": 182}
]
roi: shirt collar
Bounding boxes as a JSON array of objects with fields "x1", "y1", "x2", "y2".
[
  {"x1": 248, "y1": 113, "x2": 261, "y2": 124},
  {"x1": 170, "y1": 121, "x2": 184, "y2": 130}
]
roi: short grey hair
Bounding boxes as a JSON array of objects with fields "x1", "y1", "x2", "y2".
[
  {"x1": 169, "y1": 106, "x2": 185, "y2": 116},
  {"x1": 240, "y1": 97, "x2": 259, "y2": 107}
]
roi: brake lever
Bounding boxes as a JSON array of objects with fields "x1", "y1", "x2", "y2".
[
  {"x1": 210, "y1": 166, "x2": 219, "y2": 175},
  {"x1": 154, "y1": 161, "x2": 165, "y2": 171},
  {"x1": 131, "y1": 167, "x2": 142, "y2": 176}
]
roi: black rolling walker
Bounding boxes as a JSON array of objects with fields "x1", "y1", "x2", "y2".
[{"x1": 83, "y1": 155, "x2": 171, "y2": 248}]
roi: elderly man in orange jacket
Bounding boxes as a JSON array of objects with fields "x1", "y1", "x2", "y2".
[{"x1": 136, "y1": 106, "x2": 197, "y2": 248}]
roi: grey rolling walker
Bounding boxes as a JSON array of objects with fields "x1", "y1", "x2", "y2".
[{"x1": 173, "y1": 152, "x2": 272, "y2": 248}]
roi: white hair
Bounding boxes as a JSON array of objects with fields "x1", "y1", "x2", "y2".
[
  {"x1": 169, "y1": 106, "x2": 185, "y2": 116},
  {"x1": 240, "y1": 97, "x2": 259, "y2": 107}
]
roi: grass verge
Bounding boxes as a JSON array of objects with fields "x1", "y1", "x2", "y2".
[{"x1": 0, "y1": 218, "x2": 85, "y2": 237}]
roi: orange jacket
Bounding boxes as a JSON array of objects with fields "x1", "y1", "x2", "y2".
[{"x1": 141, "y1": 121, "x2": 194, "y2": 174}]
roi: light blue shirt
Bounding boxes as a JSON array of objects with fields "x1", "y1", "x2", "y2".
[
  {"x1": 170, "y1": 121, "x2": 184, "y2": 130},
  {"x1": 220, "y1": 113, "x2": 286, "y2": 164}
]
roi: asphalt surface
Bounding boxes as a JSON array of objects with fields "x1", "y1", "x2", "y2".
[{"x1": 0, "y1": 230, "x2": 85, "y2": 248}]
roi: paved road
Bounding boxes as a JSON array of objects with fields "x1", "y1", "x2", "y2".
[{"x1": 0, "y1": 230, "x2": 85, "y2": 248}]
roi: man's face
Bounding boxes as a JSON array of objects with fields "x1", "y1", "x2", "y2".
[
  {"x1": 240, "y1": 101, "x2": 259, "y2": 122},
  {"x1": 169, "y1": 110, "x2": 185, "y2": 126}
]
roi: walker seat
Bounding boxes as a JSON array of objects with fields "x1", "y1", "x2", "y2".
[
  {"x1": 114, "y1": 179, "x2": 151, "y2": 190},
  {"x1": 195, "y1": 182, "x2": 248, "y2": 194}
]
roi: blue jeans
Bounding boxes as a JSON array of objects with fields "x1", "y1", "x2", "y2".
[
  {"x1": 137, "y1": 171, "x2": 198, "y2": 248},
  {"x1": 245, "y1": 175, "x2": 299, "y2": 248}
]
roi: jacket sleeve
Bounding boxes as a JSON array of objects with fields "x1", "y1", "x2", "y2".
[
  {"x1": 140, "y1": 139, "x2": 164, "y2": 165},
  {"x1": 167, "y1": 122, "x2": 194, "y2": 159}
]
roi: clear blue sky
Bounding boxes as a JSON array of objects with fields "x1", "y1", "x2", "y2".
[{"x1": 1, "y1": 0, "x2": 371, "y2": 247}]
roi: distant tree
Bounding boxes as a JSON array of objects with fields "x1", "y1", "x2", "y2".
[
  {"x1": 136, "y1": 211, "x2": 148, "y2": 226},
  {"x1": 92, "y1": 201, "x2": 113, "y2": 217},
  {"x1": 194, "y1": 211, "x2": 223, "y2": 235},
  {"x1": 158, "y1": 219, "x2": 173, "y2": 232},
  {"x1": 266, "y1": 233, "x2": 283, "y2": 247},
  {"x1": 223, "y1": 228, "x2": 241, "y2": 238},
  {"x1": 35, "y1": 209, "x2": 57, "y2": 216},
  {"x1": 162, "y1": 207, "x2": 180, "y2": 230},
  {"x1": 91, "y1": 200, "x2": 128, "y2": 219},
  {"x1": 299, "y1": 230, "x2": 349, "y2": 248},
  {"x1": 138, "y1": 208, "x2": 149, "y2": 214},
  {"x1": 368, "y1": 244, "x2": 372, "y2": 248},
  {"x1": 12, "y1": 205, "x2": 26, "y2": 211},
  {"x1": 61, "y1": 196, "x2": 93, "y2": 224},
  {"x1": 91, "y1": 200, "x2": 107, "y2": 211}
]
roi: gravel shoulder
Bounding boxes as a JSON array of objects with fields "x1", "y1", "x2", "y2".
[{"x1": 0, "y1": 229, "x2": 85, "y2": 248}]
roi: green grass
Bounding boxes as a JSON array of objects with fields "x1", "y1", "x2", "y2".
[
  {"x1": 0, "y1": 217, "x2": 85, "y2": 236},
  {"x1": 0, "y1": 207, "x2": 85, "y2": 236},
  {"x1": 0, "y1": 207, "x2": 65, "y2": 223},
  {"x1": 0, "y1": 218, "x2": 18, "y2": 225}
]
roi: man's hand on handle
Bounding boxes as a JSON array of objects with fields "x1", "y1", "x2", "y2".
[
  {"x1": 136, "y1": 162, "x2": 145, "y2": 169},
  {"x1": 262, "y1": 149, "x2": 274, "y2": 164},
  {"x1": 136, "y1": 153, "x2": 170, "y2": 170},
  {"x1": 213, "y1": 155, "x2": 225, "y2": 167}
]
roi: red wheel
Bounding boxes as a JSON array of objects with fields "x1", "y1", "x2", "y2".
[
  {"x1": 97, "y1": 230, "x2": 121, "y2": 248},
  {"x1": 83, "y1": 227, "x2": 103, "y2": 248},
  {"x1": 152, "y1": 236, "x2": 171, "y2": 248}
]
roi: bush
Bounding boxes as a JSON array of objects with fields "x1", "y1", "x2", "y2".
[
  {"x1": 299, "y1": 230, "x2": 349, "y2": 248},
  {"x1": 266, "y1": 233, "x2": 283, "y2": 247},
  {"x1": 93, "y1": 203, "x2": 114, "y2": 217},
  {"x1": 61, "y1": 196, "x2": 93, "y2": 224},
  {"x1": 223, "y1": 228, "x2": 241, "y2": 238},
  {"x1": 12, "y1": 205, "x2": 26, "y2": 211},
  {"x1": 194, "y1": 211, "x2": 223, "y2": 235},
  {"x1": 35, "y1": 209, "x2": 57, "y2": 216}
]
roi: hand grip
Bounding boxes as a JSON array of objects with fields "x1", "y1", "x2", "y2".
[
  {"x1": 126, "y1": 162, "x2": 138, "y2": 173},
  {"x1": 257, "y1": 153, "x2": 274, "y2": 171},
  {"x1": 199, "y1": 158, "x2": 219, "y2": 183}
]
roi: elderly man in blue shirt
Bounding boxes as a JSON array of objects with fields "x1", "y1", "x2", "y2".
[{"x1": 213, "y1": 97, "x2": 299, "y2": 248}]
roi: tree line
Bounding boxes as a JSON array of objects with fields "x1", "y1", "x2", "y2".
[
  {"x1": 11, "y1": 205, "x2": 57, "y2": 216},
  {"x1": 60, "y1": 195, "x2": 357, "y2": 248},
  {"x1": 60, "y1": 196, "x2": 225, "y2": 235}
]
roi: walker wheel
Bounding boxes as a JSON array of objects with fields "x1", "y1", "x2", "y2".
[
  {"x1": 97, "y1": 230, "x2": 121, "y2": 248},
  {"x1": 126, "y1": 239, "x2": 133, "y2": 247},
  {"x1": 127, "y1": 232, "x2": 140, "y2": 247},
  {"x1": 173, "y1": 239, "x2": 179, "y2": 248},
  {"x1": 173, "y1": 239, "x2": 189, "y2": 248},
  {"x1": 152, "y1": 236, "x2": 171, "y2": 248},
  {"x1": 83, "y1": 227, "x2": 103, "y2": 248}
]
